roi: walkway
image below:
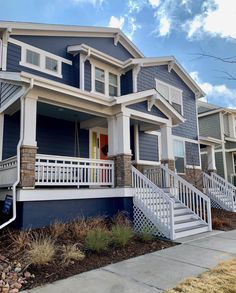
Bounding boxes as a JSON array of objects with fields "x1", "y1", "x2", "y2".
[{"x1": 22, "y1": 230, "x2": 236, "y2": 293}]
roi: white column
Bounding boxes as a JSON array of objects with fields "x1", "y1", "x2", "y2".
[
  {"x1": 160, "y1": 124, "x2": 174, "y2": 160},
  {"x1": 80, "y1": 54, "x2": 85, "y2": 91},
  {"x1": 116, "y1": 112, "x2": 131, "y2": 155},
  {"x1": 107, "y1": 116, "x2": 118, "y2": 157},
  {"x1": 207, "y1": 145, "x2": 216, "y2": 171},
  {"x1": 0, "y1": 113, "x2": 4, "y2": 160},
  {"x1": 22, "y1": 95, "x2": 38, "y2": 147}
]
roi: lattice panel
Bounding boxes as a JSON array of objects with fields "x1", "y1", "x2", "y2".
[
  {"x1": 210, "y1": 198, "x2": 224, "y2": 209},
  {"x1": 133, "y1": 205, "x2": 166, "y2": 238}
]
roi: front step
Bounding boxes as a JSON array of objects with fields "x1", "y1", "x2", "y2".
[
  {"x1": 174, "y1": 218, "x2": 201, "y2": 229},
  {"x1": 175, "y1": 224, "x2": 209, "y2": 239}
]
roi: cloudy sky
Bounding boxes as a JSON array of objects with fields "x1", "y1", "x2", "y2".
[{"x1": 1, "y1": 0, "x2": 236, "y2": 107}]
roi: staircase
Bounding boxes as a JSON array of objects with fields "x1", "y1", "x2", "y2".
[
  {"x1": 132, "y1": 166, "x2": 212, "y2": 240},
  {"x1": 203, "y1": 172, "x2": 236, "y2": 212}
]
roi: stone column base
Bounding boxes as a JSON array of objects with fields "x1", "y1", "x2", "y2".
[
  {"x1": 110, "y1": 154, "x2": 132, "y2": 187},
  {"x1": 20, "y1": 145, "x2": 37, "y2": 188},
  {"x1": 161, "y1": 159, "x2": 175, "y2": 172}
]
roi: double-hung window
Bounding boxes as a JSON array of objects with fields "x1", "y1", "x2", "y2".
[
  {"x1": 174, "y1": 140, "x2": 185, "y2": 173},
  {"x1": 95, "y1": 67, "x2": 105, "y2": 94},
  {"x1": 109, "y1": 73, "x2": 118, "y2": 97},
  {"x1": 94, "y1": 66, "x2": 119, "y2": 97}
]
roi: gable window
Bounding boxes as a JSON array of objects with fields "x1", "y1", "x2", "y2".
[
  {"x1": 95, "y1": 67, "x2": 105, "y2": 94},
  {"x1": 45, "y1": 57, "x2": 58, "y2": 72},
  {"x1": 174, "y1": 139, "x2": 185, "y2": 173},
  {"x1": 109, "y1": 73, "x2": 118, "y2": 97},
  {"x1": 26, "y1": 49, "x2": 40, "y2": 67},
  {"x1": 156, "y1": 79, "x2": 183, "y2": 115}
]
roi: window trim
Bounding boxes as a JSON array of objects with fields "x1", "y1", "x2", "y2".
[
  {"x1": 94, "y1": 67, "x2": 105, "y2": 94},
  {"x1": 0, "y1": 38, "x2": 2, "y2": 69},
  {"x1": 45, "y1": 56, "x2": 58, "y2": 73},
  {"x1": 155, "y1": 78, "x2": 183, "y2": 115},
  {"x1": 173, "y1": 138, "x2": 186, "y2": 174}
]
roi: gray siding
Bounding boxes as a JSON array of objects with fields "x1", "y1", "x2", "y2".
[
  {"x1": 0, "y1": 82, "x2": 22, "y2": 108},
  {"x1": 215, "y1": 151, "x2": 225, "y2": 178},
  {"x1": 201, "y1": 153, "x2": 208, "y2": 172},
  {"x1": 84, "y1": 60, "x2": 91, "y2": 91},
  {"x1": 128, "y1": 101, "x2": 168, "y2": 118},
  {"x1": 137, "y1": 65, "x2": 198, "y2": 140},
  {"x1": 185, "y1": 142, "x2": 200, "y2": 166},
  {"x1": 139, "y1": 131, "x2": 159, "y2": 161},
  {"x1": 226, "y1": 152, "x2": 234, "y2": 181},
  {"x1": 199, "y1": 113, "x2": 221, "y2": 139},
  {"x1": 223, "y1": 114, "x2": 230, "y2": 137}
]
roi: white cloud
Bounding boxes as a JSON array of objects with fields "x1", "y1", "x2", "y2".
[
  {"x1": 148, "y1": 0, "x2": 161, "y2": 8},
  {"x1": 159, "y1": 15, "x2": 171, "y2": 36},
  {"x1": 72, "y1": 0, "x2": 104, "y2": 6},
  {"x1": 108, "y1": 16, "x2": 125, "y2": 29},
  {"x1": 190, "y1": 71, "x2": 236, "y2": 107},
  {"x1": 183, "y1": 0, "x2": 236, "y2": 40}
]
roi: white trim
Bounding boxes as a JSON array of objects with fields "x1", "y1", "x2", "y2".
[
  {"x1": 185, "y1": 165, "x2": 202, "y2": 170},
  {"x1": 220, "y1": 112, "x2": 228, "y2": 179},
  {"x1": 134, "y1": 124, "x2": 139, "y2": 161},
  {"x1": 0, "y1": 38, "x2": 2, "y2": 70},
  {"x1": 135, "y1": 160, "x2": 161, "y2": 166},
  {"x1": 172, "y1": 135, "x2": 199, "y2": 145},
  {"x1": 89, "y1": 127, "x2": 108, "y2": 160},
  {"x1": 0, "y1": 113, "x2": 4, "y2": 161},
  {"x1": 17, "y1": 187, "x2": 134, "y2": 202}
]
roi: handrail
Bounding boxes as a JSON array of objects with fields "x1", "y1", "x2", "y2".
[
  {"x1": 132, "y1": 166, "x2": 175, "y2": 240},
  {"x1": 0, "y1": 156, "x2": 17, "y2": 170},
  {"x1": 203, "y1": 172, "x2": 236, "y2": 211},
  {"x1": 145, "y1": 165, "x2": 212, "y2": 228}
]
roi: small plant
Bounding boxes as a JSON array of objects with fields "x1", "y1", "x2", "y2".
[
  {"x1": 61, "y1": 244, "x2": 85, "y2": 265},
  {"x1": 27, "y1": 236, "x2": 55, "y2": 265},
  {"x1": 112, "y1": 211, "x2": 131, "y2": 227},
  {"x1": 112, "y1": 225, "x2": 134, "y2": 247},
  {"x1": 9, "y1": 229, "x2": 32, "y2": 252},
  {"x1": 49, "y1": 220, "x2": 68, "y2": 238},
  {"x1": 85, "y1": 228, "x2": 111, "y2": 253},
  {"x1": 139, "y1": 225, "x2": 154, "y2": 242}
]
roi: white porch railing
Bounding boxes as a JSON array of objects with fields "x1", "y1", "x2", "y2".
[
  {"x1": 0, "y1": 156, "x2": 17, "y2": 186},
  {"x1": 35, "y1": 154, "x2": 114, "y2": 187},
  {"x1": 144, "y1": 165, "x2": 212, "y2": 227},
  {"x1": 203, "y1": 172, "x2": 236, "y2": 211},
  {"x1": 132, "y1": 166, "x2": 175, "y2": 240}
]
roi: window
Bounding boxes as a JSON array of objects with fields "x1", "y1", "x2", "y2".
[
  {"x1": 95, "y1": 67, "x2": 105, "y2": 94},
  {"x1": 45, "y1": 57, "x2": 58, "y2": 72},
  {"x1": 109, "y1": 73, "x2": 118, "y2": 97},
  {"x1": 26, "y1": 49, "x2": 40, "y2": 66},
  {"x1": 174, "y1": 140, "x2": 185, "y2": 173},
  {"x1": 156, "y1": 79, "x2": 183, "y2": 114}
]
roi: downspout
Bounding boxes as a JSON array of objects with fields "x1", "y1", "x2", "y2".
[{"x1": 0, "y1": 78, "x2": 34, "y2": 229}]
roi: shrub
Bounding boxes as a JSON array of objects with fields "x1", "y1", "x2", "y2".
[
  {"x1": 49, "y1": 220, "x2": 68, "y2": 238},
  {"x1": 9, "y1": 229, "x2": 32, "y2": 252},
  {"x1": 112, "y1": 225, "x2": 134, "y2": 247},
  {"x1": 27, "y1": 236, "x2": 55, "y2": 265},
  {"x1": 139, "y1": 225, "x2": 154, "y2": 242},
  {"x1": 112, "y1": 211, "x2": 131, "y2": 227},
  {"x1": 61, "y1": 244, "x2": 85, "y2": 265},
  {"x1": 85, "y1": 228, "x2": 111, "y2": 253},
  {"x1": 212, "y1": 217, "x2": 232, "y2": 230}
]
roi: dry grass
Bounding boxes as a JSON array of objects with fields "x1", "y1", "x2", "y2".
[
  {"x1": 26, "y1": 236, "x2": 55, "y2": 266},
  {"x1": 49, "y1": 220, "x2": 68, "y2": 238},
  {"x1": 112, "y1": 211, "x2": 131, "y2": 227},
  {"x1": 165, "y1": 258, "x2": 236, "y2": 293},
  {"x1": 61, "y1": 244, "x2": 85, "y2": 265},
  {"x1": 212, "y1": 217, "x2": 232, "y2": 230},
  {"x1": 8, "y1": 229, "x2": 32, "y2": 252}
]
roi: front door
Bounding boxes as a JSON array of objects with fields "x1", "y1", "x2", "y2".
[{"x1": 91, "y1": 128, "x2": 108, "y2": 160}]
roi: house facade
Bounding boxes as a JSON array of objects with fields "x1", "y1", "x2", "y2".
[{"x1": 0, "y1": 21, "x2": 212, "y2": 239}]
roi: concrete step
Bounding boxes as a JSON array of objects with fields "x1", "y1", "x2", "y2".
[
  {"x1": 174, "y1": 218, "x2": 202, "y2": 229},
  {"x1": 174, "y1": 211, "x2": 196, "y2": 221},
  {"x1": 175, "y1": 224, "x2": 209, "y2": 239}
]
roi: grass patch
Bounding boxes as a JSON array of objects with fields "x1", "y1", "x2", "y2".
[
  {"x1": 49, "y1": 220, "x2": 68, "y2": 238},
  {"x1": 112, "y1": 225, "x2": 134, "y2": 247},
  {"x1": 8, "y1": 229, "x2": 32, "y2": 253},
  {"x1": 85, "y1": 228, "x2": 111, "y2": 253},
  {"x1": 165, "y1": 258, "x2": 236, "y2": 293},
  {"x1": 61, "y1": 244, "x2": 85, "y2": 265}
]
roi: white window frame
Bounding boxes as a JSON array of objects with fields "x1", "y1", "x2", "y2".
[
  {"x1": 45, "y1": 56, "x2": 58, "y2": 73},
  {"x1": 155, "y1": 78, "x2": 183, "y2": 115},
  {"x1": 173, "y1": 138, "x2": 186, "y2": 174},
  {"x1": 94, "y1": 67, "x2": 105, "y2": 94},
  {"x1": 91, "y1": 59, "x2": 120, "y2": 98},
  {"x1": 0, "y1": 38, "x2": 2, "y2": 70},
  {"x1": 26, "y1": 49, "x2": 40, "y2": 67}
]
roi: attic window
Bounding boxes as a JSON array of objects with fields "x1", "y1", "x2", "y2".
[
  {"x1": 156, "y1": 79, "x2": 183, "y2": 115},
  {"x1": 26, "y1": 49, "x2": 40, "y2": 67},
  {"x1": 45, "y1": 57, "x2": 58, "y2": 72}
]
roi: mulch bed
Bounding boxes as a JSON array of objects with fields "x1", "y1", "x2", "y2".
[
  {"x1": 212, "y1": 208, "x2": 236, "y2": 230},
  {"x1": 0, "y1": 226, "x2": 176, "y2": 291}
]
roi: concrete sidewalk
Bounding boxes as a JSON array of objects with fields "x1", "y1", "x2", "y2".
[{"x1": 22, "y1": 230, "x2": 236, "y2": 293}]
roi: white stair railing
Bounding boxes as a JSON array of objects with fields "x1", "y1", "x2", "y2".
[
  {"x1": 203, "y1": 172, "x2": 236, "y2": 211},
  {"x1": 132, "y1": 166, "x2": 175, "y2": 240},
  {"x1": 145, "y1": 166, "x2": 212, "y2": 228}
]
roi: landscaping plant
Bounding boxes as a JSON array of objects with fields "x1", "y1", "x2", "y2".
[
  {"x1": 85, "y1": 228, "x2": 111, "y2": 253},
  {"x1": 49, "y1": 220, "x2": 68, "y2": 238},
  {"x1": 112, "y1": 225, "x2": 134, "y2": 247},
  {"x1": 61, "y1": 244, "x2": 85, "y2": 265}
]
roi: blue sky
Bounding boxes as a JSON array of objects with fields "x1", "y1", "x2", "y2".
[{"x1": 0, "y1": 0, "x2": 236, "y2": 107}]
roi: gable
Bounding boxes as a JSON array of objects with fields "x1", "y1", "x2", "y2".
[{"x1": 127, "y1": 101, "x2": 168, "y2": 119}]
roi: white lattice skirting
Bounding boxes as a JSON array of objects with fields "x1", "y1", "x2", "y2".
[
  {"x1": 133, "y1": 205, "x2": 166, "y2": 238},
  {"x1": 210, "y1": 198, "x2": 223, "y2": 209}
]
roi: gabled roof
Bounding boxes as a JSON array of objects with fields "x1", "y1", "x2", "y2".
[
  {"x1": 0, "y1": 20, "x2": 144, "y2": 59},
  {"x1": 198, "y1": 101, "x2": 236, "y2": 117}
]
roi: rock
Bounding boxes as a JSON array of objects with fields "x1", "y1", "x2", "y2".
[
  {"x1": 1, "y1": 272, "x2": 6, "y2": 280},
  {"x1": 14, "y1": 268, "x2": 21, "y2": 273},
  {"x1": 24, "y1": 272, "x2": 31, "y2": 278},
  {"x1": 9, "y1": 289, "x2": 19, "y2": 293}
]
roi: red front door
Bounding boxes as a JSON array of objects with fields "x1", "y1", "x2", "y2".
[{"x1": 100, "y1": 134, "x2": 108, "y2": 160}]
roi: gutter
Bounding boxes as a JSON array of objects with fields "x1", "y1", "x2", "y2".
[{"x1": 0, "y1": 78, "x2": 34, "y2": 229}]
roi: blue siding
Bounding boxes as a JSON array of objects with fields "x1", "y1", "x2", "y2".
[
  {"x1": 36, "y1": 115, "x2": 89, "y2": 158},
  {"x1": 121, "y1": 69, "x2": 133, "y2": 95},
  {"x1": 7, "y1": 43, "x2": 78, "y2": 87},
  {"x1": 139, "y1": 131, "x2": 159, "y2": 161},
  {"x1": 11, "y1": 36, "x2": 133, "y2": 61},
  {"x1": 137, "y1": 65, "x2": 198, "y2": 140},
  {"x1": 128, "y1": 101, "x2": 168, "y2": 119},
  {"x1": 15, "y1": 197, "x2": 133, "y2": 229},
  {"x1": 185, "y1": 142, "x2": 200, "y2": 166},
  {"x1": 84, "y1": 60, "x2": 91, "y2": 91},
  {"x1": 2, "y1": 111, "x2": 20, "y2": 160}
]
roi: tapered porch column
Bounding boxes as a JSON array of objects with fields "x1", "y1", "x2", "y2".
[
  {"x1": 160, "y1": 124, "x2": 175, "y2": 171},
  {"x1": 0, "y1": 113, "x2": 4, "y2": 161},
  {"x1": 108, "y1": 113, "x2": 132, "y2": 187},
  {"x1": 20, "y1": 95, "x2": 38, "y2": 188},
  {"x1": 207, "y1": 145, "x2": 216, "y2": 173}
]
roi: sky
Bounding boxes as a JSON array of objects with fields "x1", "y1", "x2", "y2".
[{"x1": 0, "y1": 0, "x2": 236, "y2": 108}]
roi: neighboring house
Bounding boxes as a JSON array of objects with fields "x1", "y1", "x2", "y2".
[
  {"x1": 198, "y1": 101, "x2": 236, "y2": 184},
  {"x1": 0, "y1": 21, "x2": 212, "y2": 239}
]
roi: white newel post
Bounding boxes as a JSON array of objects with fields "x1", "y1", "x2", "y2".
[
  {"x1": 0, "y1": 113, "x2": 4, "y2": 161},
  {"x1": 107, "y1": 116, "x2": 117, "y2": 157},
  {"x1": 20, "y1": 95, "x2": 38, "y2": 188},
  {"x1": 207, "y1": 145, "x2": 216, "y2": 172},
  {"x1": 116, "y1": 112, "x2": 132, "y2": 155}
]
